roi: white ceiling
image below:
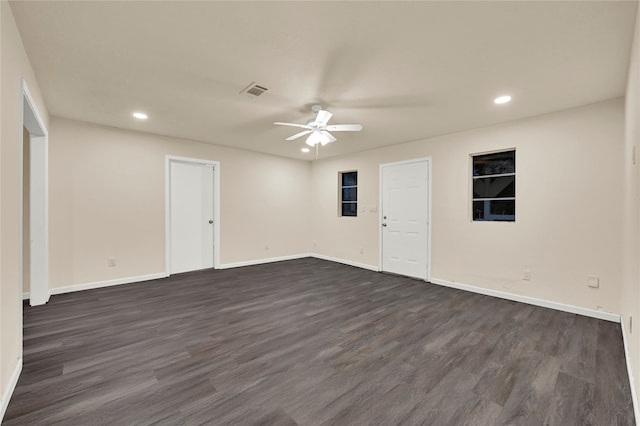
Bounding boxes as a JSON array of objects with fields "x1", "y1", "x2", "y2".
[{"x1": 9, "y1": 1, "x2": 638, "y2": 160}]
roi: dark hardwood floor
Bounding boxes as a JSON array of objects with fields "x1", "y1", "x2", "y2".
[{"x1": 4, "y1": 258, "x2": 635, "y2": 425}]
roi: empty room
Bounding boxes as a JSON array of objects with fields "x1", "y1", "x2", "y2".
[{"x1": 2, "y1": 0, "x2": 640, "y2": 424}]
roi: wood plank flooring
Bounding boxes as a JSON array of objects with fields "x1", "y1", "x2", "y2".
[{"x1": 4, "y1": 258, "x2": 635, "y2": 425}]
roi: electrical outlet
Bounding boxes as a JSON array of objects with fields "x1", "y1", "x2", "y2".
[
  {"x1": 587, "y1": 275, "x2": 600, "y2": 288},
  {"x1": 522, "y1": 270, "x2": 531, "y2": 281},
  {"x1": 107, "y1": 257, "x2": 116, "y2": 267}
]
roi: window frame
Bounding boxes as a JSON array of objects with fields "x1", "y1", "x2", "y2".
[
  {"x1": 339, "y1": 170, "x2": 358, "y2": 217},
  {"x1": 471, "y1": 149, "x2": 516, "y2": 222}
]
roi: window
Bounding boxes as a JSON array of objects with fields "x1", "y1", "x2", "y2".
[
  {"x1": 472, "y1": 150, "x2": 515, "y2": 222},
  {"x1": 340, "y1": 171, "x2": 358, "y2": 217}
]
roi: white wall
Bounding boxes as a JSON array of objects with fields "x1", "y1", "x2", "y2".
[
  {"x1": 0, "y1": 0, "x2": 49, "y2": 416},
  {"x1": 622, "y1": 3, "x2": 640, "y2": 396},
  {"x1": 48, "y1": 117, "x2": 311, "y2": 289},
  {"x1": 312, "y1": 99, "x2": 625, "y2": 314},
  {"x1": 1, "y1": 1, "x2": 4, "y2": 413}
]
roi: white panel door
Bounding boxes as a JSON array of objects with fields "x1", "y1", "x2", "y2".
[
  {"x1": 381, "y1": 160, "x2": 429, "y2": 280},
  {"x1": 170, "y1": 161, "x2": 214, "y2": 274}
]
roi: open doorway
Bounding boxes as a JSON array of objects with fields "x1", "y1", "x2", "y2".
[
  {"x1": 22, "y1": 127, "x2": 30, "y2": 300},
  {"x1": 21, "y1": 79, "x2": 49, "y2": 306}
]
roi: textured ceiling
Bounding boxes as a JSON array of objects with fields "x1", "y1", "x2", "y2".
[{"x1": 9, "y1": 1, "x2": 638, "y2": 160}]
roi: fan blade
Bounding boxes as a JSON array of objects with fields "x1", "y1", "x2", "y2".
[
  {"x1": 286, "y1": 130, "x2": 312, "y2": 141},
  {"x1": 326, "y1": 124, "x2": 363, "y2": 132},
  {"x1": 321, "y1": 131, "x2": 337, "y2": 143},
  {"x1": 274, "y1": 122, "x2": 313, "y2": 130},
  {"x1": 315, "y1": 110, "x2": 333, "y2": 126}
]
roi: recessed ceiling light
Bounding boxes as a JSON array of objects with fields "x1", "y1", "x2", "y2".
[
  {"x1": 133, "y1": 112, "x2": 148, "y2": 119},
  {"x1": 494, "y1": 95, "x2": 512, "y2": 105},
  {"x1": 301, "y1": 148, "x2": 310, "y2": 153}
]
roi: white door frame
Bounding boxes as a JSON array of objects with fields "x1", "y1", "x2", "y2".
[
  {"x1": 165, "y1": 155, "x2": 220, "y2": 274},
  {"x1": 379, "y1": 157, "x2": 432, "y2": 281},
  {"x1": 20, "y1": 78, "x2": 49, "y2": 306}
]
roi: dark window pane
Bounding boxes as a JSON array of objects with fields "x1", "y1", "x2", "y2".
[
  {"x1": 473, "y1": 151, "x2": 515, "y2": 176},
  {"x1": 473, "y1": 200, "x2": 515, "y2": 222},
  {"x1": 342, "y1": 202, "x2": 357, "y2": 216},
  {"x1": 473, "y1": 176, "x2": 515, "y2": 198},
  {"x1": 342, "y1": 187, "x2": 357, "y2": 202},
  {"x1": 342, "y1": 171, "x2": 357, "y2": 186},
  {"x1": 341, "y1": 171, "x2": 357, "y2": 217},
  {"x1": 473, "y1": 200, "x2": 485, "y2": 220}
]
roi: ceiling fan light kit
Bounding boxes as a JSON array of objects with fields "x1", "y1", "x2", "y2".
[{"x1": 274, "y1": 105, "x2": 363, "y2": 147}]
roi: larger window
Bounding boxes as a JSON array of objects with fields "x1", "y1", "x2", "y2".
[
  {"x1": 472, "y1": 150, "x2": 515, "y2": 222},
  {"x1": 340, "y1": 171, "x2": 358, "y2": 217}
]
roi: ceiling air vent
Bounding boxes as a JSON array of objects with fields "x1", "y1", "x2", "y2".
[{"x1": 241, "y1": 82, "x2": 268, "y2": 98}]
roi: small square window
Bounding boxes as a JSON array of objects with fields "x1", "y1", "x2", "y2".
[{"x1": 340, "y1": 171, "x2": 358, "y2": 217}]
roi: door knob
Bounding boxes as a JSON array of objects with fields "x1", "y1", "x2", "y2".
[{"x1": 208, "y1": 220, "x2": 214, "y2": 224}]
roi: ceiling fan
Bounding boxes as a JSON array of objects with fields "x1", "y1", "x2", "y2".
[{"x1": 274, "y1": 105, "x2": 363, "y2": 147}]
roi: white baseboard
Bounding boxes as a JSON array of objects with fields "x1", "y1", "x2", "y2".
[
  {"x1": 49, "y1": 272, "x2": 169, "y2": 296},
  {"x1": 219, "y1": 253, "x2": 311, "y2": 269},
  {"x1": 310, "y1": 253, "x2": 379, "y2": 272},
  {"x1": 305, "y1": 259, "x2": 620, "y2": 323},
  {"x1": 429, "y1": 277, "x2": 620, "y2": 323},
  {"x1": 620, "y1": 315, "x2": 640, "y2": 423},
  {"x1": 0, "y1": 357, "x2": 22, "y2": 423},
  {"x1": 22, "y1": 292, "x2": 29, "y2": 300}
]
